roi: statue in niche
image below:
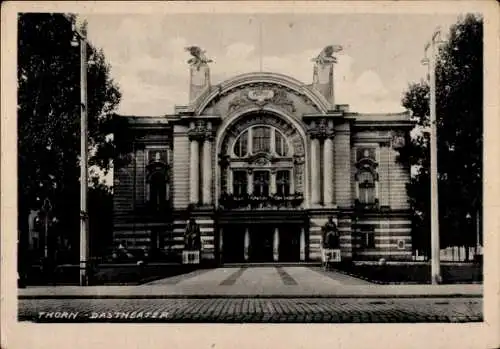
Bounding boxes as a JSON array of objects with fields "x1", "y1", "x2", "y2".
[
  {"x1": 185, "y1": 46, "x2": 213, "y2": 70},
  {"x1": 322, "y1": 216, "x2": 339, "y2": 249},
  {"x1": 312, "y1": 45, "x2": 343, "y2": 65},
  {"x1": 184, "y1": 218, "x2": 201, "y2": 250}
]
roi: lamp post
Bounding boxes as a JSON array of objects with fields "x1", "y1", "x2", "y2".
[
  {"x1": 422, "y1": 28, "x2": 444, "y2": 284},
  {"x1": 69, "y1": 16, "x2": 90, "y2": 286},
  {"x1": 41, "y1": 198, "x2": 52, "y2": 260}
]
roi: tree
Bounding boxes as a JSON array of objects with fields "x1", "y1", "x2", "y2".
[
  {"x1": 399, "y1": 14, "x2": 483, "y2": 255},
  {"x1": 17, "y1": 13, "x2": 121, "y2": 265}
]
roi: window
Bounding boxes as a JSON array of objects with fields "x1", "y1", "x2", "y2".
[
  {"x1": 275, "y1": 131, "x2": 288, "y2": 156},
  {"x1": 358, "y1": 171, "x2": 375, "y2": 204},
  {"x1": 276, "y1": 170, "x2": 290, "y2": 196},
  {"x1": 233, "y1": 126, "x2": 289, "y2": 157},
  {"x1": 252, "y1": 126, "x2": 271, "y2": 153},
  {"x1": 233, "y1": 171, "x2": 247, "y2": 196},
  {"x1": 361, "y1": 227, "x2": 375, "y2": 248},
  {"x1": 253, "y1": 171, "x2": 270, "y2": 197},
  {"x1": 234, "y1": 131, "x2": 248, "y2": 157}
]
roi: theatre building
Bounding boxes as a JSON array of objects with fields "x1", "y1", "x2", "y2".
[{"x1": 112, "y1": 48, "x2": 414, "y2": 264}]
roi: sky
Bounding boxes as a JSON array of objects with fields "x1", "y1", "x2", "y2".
[{"x1": 84, "y1": 13, "x2": 463, "y2": 116}]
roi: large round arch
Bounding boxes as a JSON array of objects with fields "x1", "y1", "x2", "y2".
[
  {"x1": 194, "y1": 72, "x2": 330, "y2": 115},
  {"x1": 214, "y1": 105, "x2": 309, "y2": 208}
]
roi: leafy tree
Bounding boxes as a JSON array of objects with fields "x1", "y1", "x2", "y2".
[
  {"x1": 17, "y1": 13, "x2": 121, "y2": 266},
  {"x1": 399, "y1": 14, "x2": 483, "y2": 255}
]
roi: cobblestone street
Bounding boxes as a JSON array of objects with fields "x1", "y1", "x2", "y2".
[{"x1": 19, "y1": 297, "x2": 482, "y2": 323}]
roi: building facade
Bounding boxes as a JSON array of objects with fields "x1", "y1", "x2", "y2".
[{"x1": 113, "y1": 47, "x2": 414, "y2": 264}]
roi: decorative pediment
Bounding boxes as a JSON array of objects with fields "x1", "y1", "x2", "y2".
[
  {"x1": 355, "y1": 158, "x2": 378, "y2": 170},
  {"x1": 146, "y1": 161, "x2": 168, "y2": 182}
]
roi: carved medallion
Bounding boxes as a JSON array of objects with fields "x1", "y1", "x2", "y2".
[
  {"x1": 227, "y1": 84, "x2": 296, "y2": 114},
  {"x1": 247, "y1": 89, "x2": 274, "y2": 104}
]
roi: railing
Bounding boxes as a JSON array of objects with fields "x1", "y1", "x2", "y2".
[
  {"x1": 219, "y1": 193, "x2": 304, "y2": 210},
  {"x1": 354, "y1": 198, "x2": 380, "y2": 211}
]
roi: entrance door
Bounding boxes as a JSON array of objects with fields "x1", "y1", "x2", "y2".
[
  {"x1": 250, "y1": 226, "x2": 274, "y2": 262},
  {"x1": 222, "y1": 225, "x2": 245, "y2": 263},
  {"x1": 279, "y1": 225, "x2": 301, "y2": 262}
]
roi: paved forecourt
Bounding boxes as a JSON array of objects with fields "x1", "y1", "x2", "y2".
[{"x1": 18, "y1": 267, "x2": 483, "y2": 299}]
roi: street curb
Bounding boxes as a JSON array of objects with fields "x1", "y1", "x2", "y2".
[
  {"x1": 329, "y1": 268, "x2": 483, "y2": 285},
  {"x1": 18, "y1": 293, "x2": 482, "y2": 300}
]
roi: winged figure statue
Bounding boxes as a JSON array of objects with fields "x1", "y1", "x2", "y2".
[
  {"x1": 185, "y1": 46, "x2": 213, "y2": 69},
  {"x1": 312, "y1": 45, "x2": 343, "y2": 65}
]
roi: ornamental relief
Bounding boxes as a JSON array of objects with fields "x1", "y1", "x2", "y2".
[
  {"x1": 228, "y1": 86, "x2": 296, "y2": 114},
  {"x1": 202, "y1": 82, "x2": 320, "y2": 117},
  {"x1": 391, "y1": 131, "x2": 406, "y2": 150},
  {"x1": 294, "y1": 163, "x2": 304, "y2": 193},
  {"x1": 307, "y1": 118, "x2": 335, "y2": 139}
]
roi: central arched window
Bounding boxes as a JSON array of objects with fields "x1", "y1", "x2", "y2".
[
  {"x1": 221, "y1": 121, "x2": 304, "y2": 209},
  {"x1": 233, "y1": 125, "x2": 289, "y2": 157}
]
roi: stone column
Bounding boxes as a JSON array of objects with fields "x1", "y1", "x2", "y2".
[
  {"x1": 270, "y1": 170, "x2": 277, "y2": 195},
  {"x1": 355, "y1": 179, "x2": 360, "y2": 201},
  {"x1": 273, "y1": 227, "x2": 280, "y2": 261},
  {"x1": 219, "y1": 227, "x2": 223, "y2": 262},
  {"x1": 247, "y1": 127, "x2": 253, "y2": 155},
  {"x1": 310, "y1": 137, "x2": 321, "y2": 205},
  {"x1": 270, "y1": 128, "x2": 276, "y2": 154},
  {"x1": 334, "y1": 122, "x2": 352, "y2": 207},
  {"x1": 189, "y1": 138, "x2": 200, "y2": 204},
  {"x1": 247, "y1": 170, "x2": 253, "y2": 195},
  {"x1": 244, "y1": 228, "x2": 250, "y2": 261},
  {"x1": 227, "y1": 168, "x2": 233, "y2": 193},
  {"x1": 202, "y1": 138, "x2": 212, "y2": 205},
  {"x1": 300, "y1": 227, "x2": 306, "y2": 261},
  {"x1": 323, "y1": 136, "x2": 334, "y2": 206}
]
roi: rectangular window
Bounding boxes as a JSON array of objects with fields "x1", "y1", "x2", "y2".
[
  {"x1": 276, "y1": 170, "x2": 290, "y2": 196},
  {"x1": 253, "y1": 170, "x2": 270, "y2": 197},
  {"x1": 252, "y1": 126, "x2": 271, "y2": 153},
  {"x1": 233, "y1": 171, "x2": 247, "y2": 196}
]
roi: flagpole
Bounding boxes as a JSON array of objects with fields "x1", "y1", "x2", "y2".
[
  {"x1": 66, "y1": 15, "x2": 90, "y2": 286},
  {"x1": 78, "y1": 26, "x2": 89, "y2": 287},
  {"x1": 259, "y1": 17, "x2": 263, "y2": 72}
]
